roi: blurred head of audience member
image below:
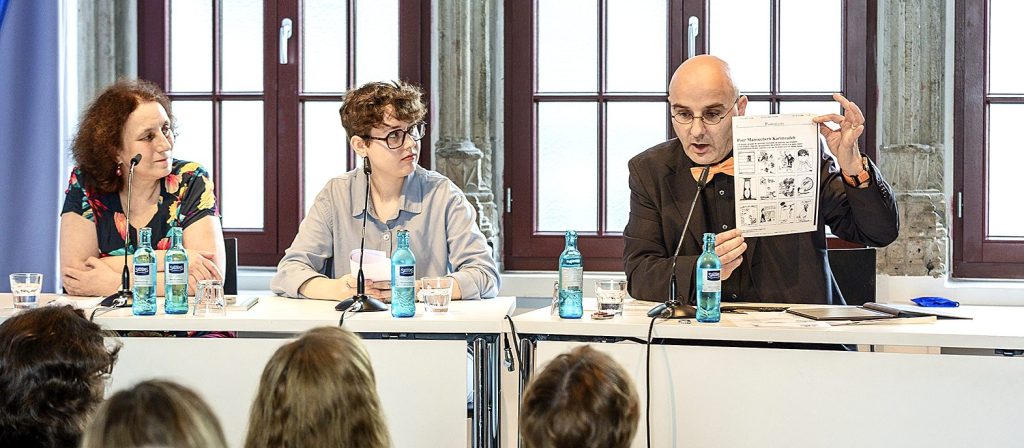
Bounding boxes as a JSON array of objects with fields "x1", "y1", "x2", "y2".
[
  {"x1": 245, "y1": 326, "x2": 389, "y2": 448},
  {"x1": 519, "y1": 345, "x2": 640, "y2": 448},
  {"x1": 72, "y1": 78, "x2": 175, "y2": 194},
  {"x1": 80, "y1": 379, "x2": 228, "y2": 448},
  {"x1": 0, "y1": 306, "x2": 120, "y2": 447}
]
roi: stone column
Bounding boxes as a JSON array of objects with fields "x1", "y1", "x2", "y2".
[
  {"x1": 77, "y1": 0, "x2": 137, "y2": 111},
  {"x1": 876, "y1": 0, "x2": 947, "y2": 277},
  {"x1": 433, "y1": 0, "x2": 503, "y2": 259}
]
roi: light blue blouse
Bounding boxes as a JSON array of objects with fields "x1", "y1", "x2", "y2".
[{"x1": 271, "y1": 166, "x2": 500, "y2": 299}]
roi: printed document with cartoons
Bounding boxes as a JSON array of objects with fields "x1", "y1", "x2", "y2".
[{"x1": 732, "y1": 113, "x2": 819, "y2": 237}]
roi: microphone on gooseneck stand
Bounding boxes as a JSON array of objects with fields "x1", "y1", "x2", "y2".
[
  {"x1": 101, "y1": 153, "x2": 143, "y2": 308},
  {"x1": 336, "y1": 157, "x2": 388, "y2": 313},
  {"x1": 646, "y1": 164, "x2": 711, "y2": 318}
]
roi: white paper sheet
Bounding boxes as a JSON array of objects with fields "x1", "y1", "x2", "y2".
[{"x1": 732, "y1": 113, "x2": 820, "y2": 237}]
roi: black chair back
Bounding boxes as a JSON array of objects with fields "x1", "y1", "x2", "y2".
[
  {"x1": 827, "y1": 247, "x2": 876, "y2": 306},
  {"x1": 224, "y1": 237, "x2": 238, "y2": 295}
]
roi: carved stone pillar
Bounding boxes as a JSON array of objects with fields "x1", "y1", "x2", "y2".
[
  {"x1": 876, "y1": 0, "x2": 947, "y2": 277},
  {"x1": 77, "y1": 0, "x2": 137, "y2": 111},
  {"x1": 433, "y1": 0, "x2": 503, "y2": 259}
]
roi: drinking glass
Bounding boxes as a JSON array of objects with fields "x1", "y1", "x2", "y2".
[
  {"x1": 595, "y1": 279, "x2": 628, "y2": 316},
  {"x1": 193, "y1": 279, "x2": 226, "y2": 316},
  {"x1": 419, "y1": 277, "x2": 453, "y2": 312},
  {"x1": 9, "y1": 273, "x2": 43, "y2": 310}
]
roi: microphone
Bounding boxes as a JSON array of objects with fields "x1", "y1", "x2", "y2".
[
  {"x1": 100, "y1": 154, "x2": 143, "y2": 307},
  {"x1": 336, "y1": 157, "x2": 388, "y2": 313},
  {"x1": 646, "y1": 165, "x2": 710, "y2": 318}
]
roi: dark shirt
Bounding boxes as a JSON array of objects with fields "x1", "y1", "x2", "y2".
[
  {"x1": 623, "y1": 139, "x2": 899, "y2": 305},
  {"x1": 61, "y1": 160, "x2": 218, "y2": 256}
]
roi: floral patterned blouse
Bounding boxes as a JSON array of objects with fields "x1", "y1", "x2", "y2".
[{"x1": 61, "y1": 160, "x2": 218, "y2": 257}]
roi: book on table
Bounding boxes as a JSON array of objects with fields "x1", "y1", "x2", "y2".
[{"x1": 786, "y1": 302, "x2": 971, "y2": 321}]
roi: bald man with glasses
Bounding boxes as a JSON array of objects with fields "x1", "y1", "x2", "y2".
[{"x1": 623, "y1": 55, "x2": 898, "y2": 306}]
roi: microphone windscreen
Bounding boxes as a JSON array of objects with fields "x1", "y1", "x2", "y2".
[
  {"x1": 363, "y1": 156, "x2": 372, "y2": 175},
  {"x1": 130, "y1": 154, "x2": 143, "y2": 166}
]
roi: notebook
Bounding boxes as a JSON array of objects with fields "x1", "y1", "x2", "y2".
[{"x1": 786, "y1": 302, "x2": 971, "y2": 321}]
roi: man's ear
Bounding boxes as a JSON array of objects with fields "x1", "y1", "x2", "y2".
[{"x1": 737, "y1": 95, "x2": 749, "y2": 116}]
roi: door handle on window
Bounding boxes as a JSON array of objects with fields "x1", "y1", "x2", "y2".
[
  {"x1": 687, "y1": 16, "x2": 699, "y2": 59},
  {"x1": 279, "y1": 18, "x2": 293, "y2": 64}
]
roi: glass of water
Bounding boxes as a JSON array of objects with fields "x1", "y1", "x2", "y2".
[
  {"x1": 193, "y1": 279, "x2": 226, "y2": 316},
  {"x1": 419, "y1": 277, "x2": 453, "y2": 312},
  {"x1": 595, "y1": 279, "x2": 627, "y2": 316},
  {"x1": 9, "y1": 273, "x2": 43, "y2": 310}
]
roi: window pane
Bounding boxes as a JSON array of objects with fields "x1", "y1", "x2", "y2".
[
  {"x1": 303, "y1": 0, "x2": 347, "y2": 93},
  {"x1": 778, "y1": 101, "x2": 839, "y2": 116},
  {"x1": 709, "y1": 0, "x2": 770, "y2": 93},
  {"x1": 355, "y1": 0, "x2": 399, "y2": 85},
  {"x1": 606, "y1": 102, "x2": 667, "y2": 233},
  {"x1": 303, "y1": 101, "x2": 348, "y2": 215},
  {"x1": 220, "y1": 101, "x2": 265, "y2": 229},
  {"x1": 989, "y1": 0, "x2": 1024, "y2": 94},
  {"x1": 537, "y1": 0, "x2": 598, "y2": 93},
  {"x1": 743, "y1": 100, "x2": 771, "y2": 116},
  {"x1": 779, "y1": 0, "x2": 841, "y2": 92},
  {"x1": 987, "y1": 104, "x2": 1024, "y2": 238},
  {"x1": 606, "y1": 0, "x2": 667, "y2": 93},
  {"x1": 220, "y1": 0, "x2": 263, "y2": 92},
  {"x1": 537, "y1": 103, "x2": 598, "y2": 232},
  {"x1": 169, "y1": 0, "x2": 213, "y2": 92},
  {"x1": 170, "y1": 101, "x2": 214, "y2": 175}
]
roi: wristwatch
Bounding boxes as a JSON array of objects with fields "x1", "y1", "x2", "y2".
[{"x1": 844, "y1": 156, "x2": 871, "y2": 187}]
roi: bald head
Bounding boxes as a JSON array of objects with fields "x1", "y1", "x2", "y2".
[
  {"x1": 669, "y1": 55, "x2": 740, "y2": 101},
  {"x1": 667, "y1": 55, "x2": 747, "y2": 165}
]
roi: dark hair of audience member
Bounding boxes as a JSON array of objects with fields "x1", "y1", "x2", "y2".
[
  {"x1": 519, "y1": 345, "x2": 640, "y2": 448},
  {"x1": 72, "y1": 77, "x2": 174, "y2": 194},
  {"x1": 0, "y1": 305, "x2": 120, "y2": 447},
  {"x1": 245, "y1": 326, "x2": 390, "y2": 448},
  {"x1": 80, "y1": 379, "x2": 228, "y2": 448}
]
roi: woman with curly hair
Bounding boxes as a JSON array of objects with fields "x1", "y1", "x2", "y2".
[
  {"x1": 81, "y1": 379, "x2": 228, "y2": 448},
  {"x1": 271, "y1": 80, "x2": 499, "y2": 302},
  {"x1": 0, "y1": 306, "x2": 121, "y2": 447},
  {"x1": 245, "y1": 326, "x2": 390, "y2": 448},
  {"x1": 60, "y1": 78, "x2": 225, "y2": 297}
]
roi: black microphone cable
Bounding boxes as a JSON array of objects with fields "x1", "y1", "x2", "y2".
[
  {"x1": 645, "y1": 314, "x2": 658, "y2": 448},
  {"x1": 503, "y1": 314, "x2": 523, "y2": 373}
]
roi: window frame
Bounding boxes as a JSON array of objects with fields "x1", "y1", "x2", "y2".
[
  {"x1": 504, "y1": 0, "x2": 876, "y2": 272},
  {"x1": 953, "y1": 0, "x2": 1024, "y2": 278},
  {"x1": 138, "y1": 0, "x2": 430, "y2": 266}
]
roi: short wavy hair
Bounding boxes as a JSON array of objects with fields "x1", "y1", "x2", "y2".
[
  {"x1": 0, "y1": 306, "x2": 121, "y2": 447},
  {"x1": 72, "y1": 78, "x2": 174, "y2": 194},
  {"x1": 245, "y1": 326, "x2": 390, "y2": 448},
  {"x1": 519, "y1": 345, "x2": 640, "y2": 448},
  {"x1": 81, "y1": 380, "x2": 228, "y2": 448},
  {"x1": 339, "y1": 80, "x2": 426, "y2": 139}
]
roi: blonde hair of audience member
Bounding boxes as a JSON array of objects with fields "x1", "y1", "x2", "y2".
[
  {"x1": 520, "y1": 345, "x2": 640, "y2": 448},
  {"x1": 80, "y1": 380, "x2": 227, "y2": 448},
  {"x1": 245, "y1": 326, "x2": 390, "y2": 448}
]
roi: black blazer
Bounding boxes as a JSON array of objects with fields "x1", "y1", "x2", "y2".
[{"x1": 623, "y1": 139, "x2": 899, "y2": 305}]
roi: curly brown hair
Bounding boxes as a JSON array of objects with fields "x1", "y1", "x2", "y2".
[
  {"x1": 72, "y1": 78, "x2": 174, "y2": 194},
  {"x1": 519, "y1": 345, "x2": 640, "y2": 448},
  {"x1": 0, "y1": 306, "x2": 121, "y2": 447},
  {"x1": 339, "y1": 80, "x2": 426, "y2": 139}
]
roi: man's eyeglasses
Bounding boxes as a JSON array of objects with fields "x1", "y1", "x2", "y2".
[
  {"x1": 670, "y1": 101, "x2": 738, "y2": 126},
  {"x1": 361, "y1": 122, "x2": 427, "y2": 150}
]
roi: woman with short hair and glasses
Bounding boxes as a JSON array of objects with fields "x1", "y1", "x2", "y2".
[{"x1": 272, "y1": 80, "x2": 499, "y2": 301}]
